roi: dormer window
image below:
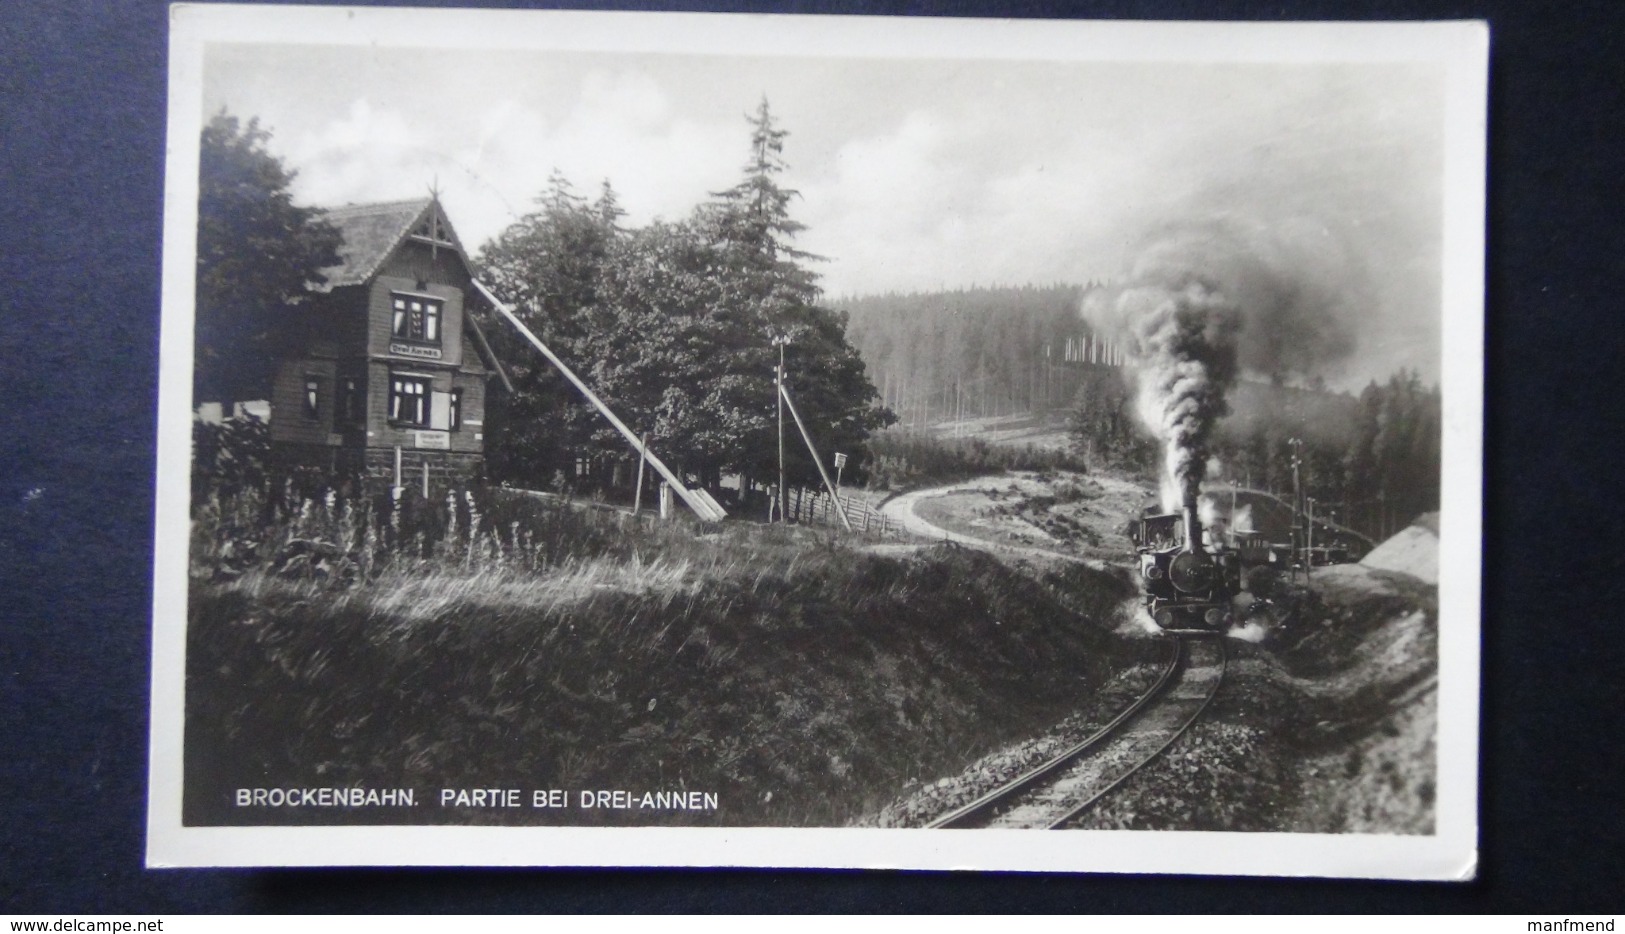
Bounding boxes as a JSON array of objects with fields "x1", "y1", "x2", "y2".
[{"x1": 391, "y1": 293, "x2": 441, "y2": 344}]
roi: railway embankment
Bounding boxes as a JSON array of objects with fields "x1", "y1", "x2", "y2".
[
  {"x1": 185, "y1": 514, "x2": 1147, "y2": 828},
  {"x1": 1073, "y1": 562, "x2": 1437, "y2": 833},
  {"x1": 864, "y1": 557, "x2": 1436, "y2": 833}
]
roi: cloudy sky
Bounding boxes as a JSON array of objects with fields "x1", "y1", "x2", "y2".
[{"x1": 202, "y1": 41, "x2": 1447, "y2": 384}]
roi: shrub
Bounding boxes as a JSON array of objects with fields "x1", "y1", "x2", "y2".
[
  {"x1": 191, "y1": 414, "x2": 270, "y2": 502},
  {"x1": 865, "y1": 431, "x2": 1088, "y2": 490}
]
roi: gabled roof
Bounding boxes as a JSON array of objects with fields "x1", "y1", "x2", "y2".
[
  {"x1": 314, "y1": 198, "x2": 468, "y2": 290},
  {"x1": 305, "y1": 197, "x2": 512, "y2": 392}
]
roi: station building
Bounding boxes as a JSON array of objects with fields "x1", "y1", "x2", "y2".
[{"x1": 264, "y1": 197, "x2": 511, "y2": 492}]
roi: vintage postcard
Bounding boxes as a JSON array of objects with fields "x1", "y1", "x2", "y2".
[{"x1": 149, "y1": 6, "x2": 1485, "y2": 877}]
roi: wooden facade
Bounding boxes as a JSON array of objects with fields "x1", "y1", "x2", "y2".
[{"x1": 268, "y1": 198, "x2": 510, "y2": 491}]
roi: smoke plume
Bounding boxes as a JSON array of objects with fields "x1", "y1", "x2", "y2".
[
  {"x1": 1232, "y1": 503, "x2": 1254, "y2": 533},
  {"x1": 1085, "y1": 215, "x2": 1367, "y2": 509},
  {"x1": 1119, "y1": 271, "x2": 1240, "y2": 512},
  {"x1": 1086, "y1": 215, "x2": 1365, "y2": 382}
]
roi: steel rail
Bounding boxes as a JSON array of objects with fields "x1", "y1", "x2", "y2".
[
  {"x1": 1044, "y1": 635, "x2": 1227, "y2": 828},
  {"x1": 927, "y1": 633, "x2": 1227, "y2": 830},
  {"x1": 925, "y1": 635, "x2": 1183, "y2": 829}
]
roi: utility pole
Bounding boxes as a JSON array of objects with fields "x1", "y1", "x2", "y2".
[
  {"x1": 1230, "y1": 478, "x2": 1238, "y2": 530},
  {"x1": 1288, "y1": 437, "x2": 1304, "y2": 582},
  {"x1": 478, "y1": 280, "x2": 724, "y2": 521},
  {"x1": 1306, "y1": 496, "x2": 1315, "y2": 586},
  {"x1": 774, "y1": 336, "x2": 789, "y2": 523},
  {"x1": 779, "y1": 382, "x2": 853, "y2": 532}
]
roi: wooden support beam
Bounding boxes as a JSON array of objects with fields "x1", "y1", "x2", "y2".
[
  {"x1": 472, "y1": 279, "x2": 724, "y2": 522},
  {"x1": 778, "y1": 382, "x2": 853, "y2": 531}
]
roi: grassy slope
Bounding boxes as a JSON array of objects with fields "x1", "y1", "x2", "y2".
[{"x1": 185, "y1": 532, "x2": 1141, "y2": 827}]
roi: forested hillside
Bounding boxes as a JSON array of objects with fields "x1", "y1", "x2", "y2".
[
  {"x1": 836, "y1": 280, "x2": 1439, "y2": 538},
  {"x1": 837, "y1": 284, "x2": 1121, "y2": 427}
]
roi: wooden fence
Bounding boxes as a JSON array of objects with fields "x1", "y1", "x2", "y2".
[{"x1": 782, "y1": 487, "x2": 898, "y2": 536}]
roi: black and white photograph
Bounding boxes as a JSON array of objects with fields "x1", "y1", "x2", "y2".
[{"x1": 148, "y1": 6, "x2": 1484, "y2": 876}]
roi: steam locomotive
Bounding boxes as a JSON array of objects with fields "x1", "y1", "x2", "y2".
[{"x1": 1131, "y1": 498, "x2": 1251, "y2": 631}]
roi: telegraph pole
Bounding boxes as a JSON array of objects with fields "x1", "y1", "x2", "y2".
[
  {"x1": 1288, "y1": 437, "x2": 1304, "y2": 582},
  {"x1": 774, "y1": 336, "x2": 789, "y2": 523},
  {"x1": 1306, "y1": 496, "x2": 1316, "y2": 585}
]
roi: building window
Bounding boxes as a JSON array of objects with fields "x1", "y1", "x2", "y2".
[
  {"x1": 449, "y1": 389, "x2": 463, "y2": 431},
  {"x1": 340, "y1": 377, "x2": 363, "y2": 423},
  {"x1": 303, "y1": 377, "x2": 321, "y2": 418},
  {"x1": 389, "y1": 374, "x2": 431, "y2": 426},
  {"x1": 391, "y1": 293, "x2": 442, "y2": 343}
]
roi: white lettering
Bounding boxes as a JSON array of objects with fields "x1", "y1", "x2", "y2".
[
  {"x1": 234, "y1": 787, "x2": 416, "y2": 807},
  {"x1": 441, "y1": 788, "x2": 522, "y2": 807}
]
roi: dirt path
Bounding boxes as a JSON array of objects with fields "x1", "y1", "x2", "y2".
[{"x1": 877, "y1": 477, "x2": 1103, "y2": 566}]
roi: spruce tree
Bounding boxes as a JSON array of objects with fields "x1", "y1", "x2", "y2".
[{"x1": 697, "y1": 98, "x2": 890, "y2": 490}]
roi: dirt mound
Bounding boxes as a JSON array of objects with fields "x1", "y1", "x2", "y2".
[
  {"x1": 1270, "y1": 564, "x2": 1438, "y2": 833},
  {"x1": 1360, "y1": 514, "x2": 1439, "y2": 583}
]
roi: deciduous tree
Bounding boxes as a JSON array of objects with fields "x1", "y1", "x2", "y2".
[{"x1": 194, "y1": 110, "x2": 341, "y2": 407}]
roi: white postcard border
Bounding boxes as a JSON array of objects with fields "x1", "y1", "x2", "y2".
[{"x1": 149, "y1": 5, "x2": 1486, "y2": 878}]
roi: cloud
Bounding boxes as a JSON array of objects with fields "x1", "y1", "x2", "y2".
[
  {"x1": 799, "y1": 107, "x2": 1146, "y2": 295},
  {"x1": 538, "y1": 68, "x2": 739, "y2": 223},
  {"x1": 287, "y1": 98, "x2": 429, "y2": 206},
  {"x1": 209, "y1": 46, "x2": 1445, "y2": 383},
  {"x1": 281, "y1": 69, "x2": 745, "y2": 251}
]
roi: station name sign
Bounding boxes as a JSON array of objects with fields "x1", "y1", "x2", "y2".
[
  {"x1": 414, "y1": 431, "x2": 450, "y2": 450},
  {"x1": 390, "y1": 342, "x2": 443, "y2": 360}
]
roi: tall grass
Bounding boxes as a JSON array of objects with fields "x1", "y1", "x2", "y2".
[
  {"x1": 189, "y1": 476, "x2": 809, "y2": 592},
  {"x1": 185, "y1": 489, "x2": 1144, "y2": 828}
]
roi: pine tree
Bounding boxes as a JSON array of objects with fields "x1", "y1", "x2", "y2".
[{"x1": 705, "y1": 99, "x2": 820, "y2": 270}]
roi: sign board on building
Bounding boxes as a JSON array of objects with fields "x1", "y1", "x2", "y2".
[
  {"x1": 413, "y1": 430, "x2": 450, "y2": 450},
  {"x1": 390, "y1": 342, "x2": 443, "y2": 360}
]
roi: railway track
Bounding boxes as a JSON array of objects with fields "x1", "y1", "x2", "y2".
[{"x1": 927, "y1": 633, "x2": 1228, "y2": 829}]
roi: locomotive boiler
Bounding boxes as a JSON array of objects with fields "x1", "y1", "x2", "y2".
[{"x1": 1133, "y1": 496, "x2": 1245, "y2": 631}]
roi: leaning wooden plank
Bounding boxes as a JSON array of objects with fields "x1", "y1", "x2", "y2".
[
  {"x1": 472, "y1": 278, "x2": 725, "y2": 522},
  {"x1": 778, "y1": 382, "x2": 853, "y2": 531},
  {"x1": 690, "y1": 488, "x2": 727, "y2": 522}
]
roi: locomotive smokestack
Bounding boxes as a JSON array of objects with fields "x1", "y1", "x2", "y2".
[{"x1": 1183, "y1": 494, "x2": 1204, "y2": 555}]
